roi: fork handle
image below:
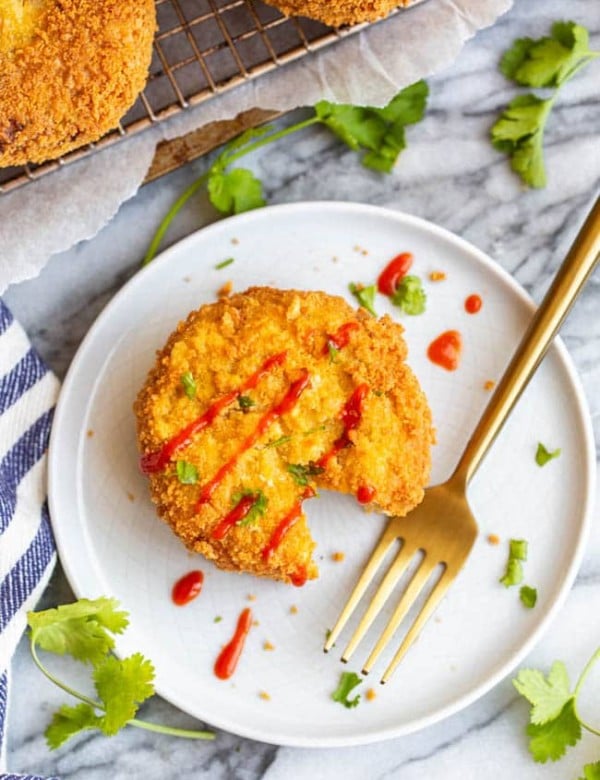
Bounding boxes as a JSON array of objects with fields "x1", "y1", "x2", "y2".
[{"x1": 452, "y1": 195, "x2": 600, "y2": 487}]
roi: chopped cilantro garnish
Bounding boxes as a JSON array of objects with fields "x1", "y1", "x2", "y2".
[
  {"x1": 520, "y1": 585, "x2": 538, "y2": 609},
  {"x1": 238, "y1": 395, "x2": 255, "y2": 411},
  {"x1": 176, "y1": 460, "x2": 198, "y2": 485},
  {"x1": 287, "y1": 462, "x2": 325, "y2": 486},
  {"x1": 391, "y1": 274, "x2": 427, "y2": 315},
  {"x1": 27, "y1": 597, "x2": 214, "y2": 748},
  {"x1": 213, "y1": 616, "x2": 223, "y2": 623},
  {"x1": 265, "y1": 435, "x2": 293, "y2": 449},
  {"x1": 215, "y1": 257, "x2": 235, "y2": 269},
  {"x1": 231, "y1": 489, "x2": 268, "y2": 526},
  {"x1": 180, "y1": 371, "x2": 197, "y2": 399},
  {"x1": 500, "y1": 538, "x2": 528, "y2": 588},
  {"x1": 349, "y1": 283, "x2": 377, "y2": 316},
  {"x1": 535, "y1": 442, "x2": 561, "y2": 467},
  {"x1": 328, "y1": 342, "x2": 340, "y2": 363},
  {"x1": 332, "y1": 671, "x2": 362, "y2": 709}
]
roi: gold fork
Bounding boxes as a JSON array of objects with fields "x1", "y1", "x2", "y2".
[{"x1": 324, "y1": 196, "x2": 600, "y2": 683}]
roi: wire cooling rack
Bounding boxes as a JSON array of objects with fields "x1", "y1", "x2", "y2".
[{"x1": 0, "y1": 0, "x2": 415, "y2": 193}]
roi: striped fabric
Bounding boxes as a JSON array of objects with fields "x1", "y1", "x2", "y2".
[{"x1": 0, "y1": 300, "x2": 59, "y2": 780}]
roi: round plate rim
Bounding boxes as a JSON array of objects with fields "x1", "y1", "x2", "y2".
[{"x1": 48, "y1": 201, "x2": 596, "y2": 748}]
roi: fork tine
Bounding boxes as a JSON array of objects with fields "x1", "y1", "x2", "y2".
[
  {"x1": 341, "y1": 542, "x2": 415, "y2": 663},
  {"x1": 361, "y1": 558, "x2": 437, "y2": 675},
  {"x1": 380, "y1": 567, "x2": 453, "y2": 683},
  {"x1": 324, "y1": 522, "x2": 399, "y2": 652}
]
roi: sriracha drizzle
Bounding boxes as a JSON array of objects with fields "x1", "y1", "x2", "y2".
[
  {"x1": 140, "y1": 351, "x2": 287, "y2": 474},
  {"x1": 214, "y1": 608, "x2": 253, "y2": 680}
]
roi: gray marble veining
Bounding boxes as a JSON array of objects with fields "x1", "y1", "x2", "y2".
[{"x1": 4, "y1": 0, "x2": 600, "y2": 776}]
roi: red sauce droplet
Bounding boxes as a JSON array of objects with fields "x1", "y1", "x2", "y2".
[
  {"x1": 171, "y1": 570, "x2": 204, "y2": 606},
  {"x1": 317, "y1": 384, "x2": 369, "y2": 467},
  {"x1": 214, "y1": 608, "x2": 253, "y2": 680},
  {"x1": 323, "y1": 321, "x2": 360, "y2": 354},
  {"x1": 211, "y1": 494, "x2": 257, "y2": 540},
  {"x1": 357, "y1": 485, "x2": 376, "y2": 504},
  {"x1": 465, "y1": 294, "x2": 482, "y2": 314},
  {"x1": 140, "y1": 352, "x2": 288, "y2": 474},
  {"x1": 427, "y1": 330, "x2": 462, "y2": 371},
  {"x1": 196, "y1": 369, "x2": 311, "y2": 509},
  {"x1": 377, "y1": 252, "x2": 413, "y2": 296},
  {"x1": 290, "y1": 565, "x2": 308, "y2": 587}
]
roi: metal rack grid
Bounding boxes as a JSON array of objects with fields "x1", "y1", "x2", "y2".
[{"x1": 0, "y1": 0, "x2": 411, "y2": 194}]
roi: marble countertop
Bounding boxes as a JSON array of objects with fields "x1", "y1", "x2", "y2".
[{"x1": 4, "y1": 0, "x2": 600, "y2": 776}]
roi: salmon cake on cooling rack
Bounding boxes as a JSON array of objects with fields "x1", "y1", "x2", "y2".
[
  {"x1": 0, "y1": 0, "x2": 155, "y2": 165},
  {"x1": 262, "y1": 0, "x2": 412, "y2": 27},
  {"x1": 134, "y1": 287, "x2": 433, "y2": 586}
]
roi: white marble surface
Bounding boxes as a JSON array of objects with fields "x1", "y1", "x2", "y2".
[{"x1": 4, "y1": 0, "x2": 600, "y2": 776}]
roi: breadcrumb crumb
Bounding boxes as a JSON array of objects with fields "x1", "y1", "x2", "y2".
[
  {"x1": 263, "y1": 641, "x2": 275, "y2": 651},
  {"x1": 127, "y1": 492, "x2": 135, "y2": 502},
  {"x1": 259, "y1": 691, "x2": 271, "y2": 701},
  {"x1": 428, "y1": 271, "x2": 447, "y2": 282},
  {"x1": 484, "y1": 380, "x2": 496, "y2": 391},
  {"x1": 331, "y1": 551, "x2": 345, "y2": 563},
  {"x1": 87, "y1": 430, "x2": 94, "y2": 438},
  {"x1": 487, "y1": 533, "x2": 501, "y2": 546},
  {"x1": 366, "y1": 688, "x2": 377, "y2": 701},
  {"x1": 290, "y1": 605, "x2": 298, "y2": 615},
  {"x1": 218, "y1": 280, "x2": 233, "y2": 298}
]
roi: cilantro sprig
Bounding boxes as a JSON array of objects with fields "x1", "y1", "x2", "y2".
[
  {"x1": 349, "y1": 283, "x2": 377, "y2": 316},
  {"x1": 514, "y1": 649, "x2": 600, "y2": 767},
  {"x1": 491, "y1": 21, "x2": 599, "y2": 188},
  {"x1": 28, "y1": 598, "x2": 214, "y2": 749},
  {"x1": 143, "y1": 82, "x2": 428, "y2": 264},
  {"x1": 391, "y1": 275, "x2": 427, "y2": 315}
]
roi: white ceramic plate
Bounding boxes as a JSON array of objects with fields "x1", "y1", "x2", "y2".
[{"x1": 48, "y1": 202, "x2": 595, "y2": 747}]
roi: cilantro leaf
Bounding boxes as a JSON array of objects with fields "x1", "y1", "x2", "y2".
[
  {"x1": 520, "y1": 585, "x2": 538, "y2": 609},
  {"x1": 499, "y1": 538, "x2": 528, "y2": 588},
  {"x1": 93, "y1": 653, "x2": 155, "y2": 735},
  {"x1": 287, "y1": 462, "x2": 325, "y2": 486},
  {"x1": 176, "y1": 460, "x2": 198, "y2": 485},
  {"x1": 215, "y1": 257, "x2": 235, "y2": 270},
  {"x1": 332, "y1": 671, "x2": 362, "y2": 709},
  {"x1": 315, "y1": 81, "x2": 428, "y2": 173},
  {"x1": 349, "y1": 283, "x2": 377, "y2": 316},
  {"x1": 238, "y1": 394, "x2": 255, "y2": 411},
  {"x1": 391, "y1": 275, "x2": 427, "y2": 315},
  {"x1": 207, "y1": 168, "x2": 265, "y2": 215},
  {"x1": 28, "y1": 598, "x2": 128, "y2": 665},
  {"x1": 579, "y1": 762, "x2": 600, "y2": 780},
  {"x1": 328, "y1": 342, "x2": 340, "y2": 363},
  {"x1": 535, "y1": 442, "x2": 561, "y2": 466},
  {"x1": 491, "y1": 94, "x2": 552, "y2": 188},
  {"x1": 45, "y1": 703, "x2": 102, "y2": 749},
  {"x1": 501, "y1": 22, "x2": 598, "y2": 88},
  {"x1": 527, "y1": 699, "x2": 581, "y2": 762},
  {"x1": 514, "y1": 661, "x2": 572, "y2": 725},
  {"x1": 265, "y1": 435, "x2": 293, "y2": 449},
  {"x1": 180, "y1": 371, "x2": 196, "y2": 399},
  {"x1": 231, "y1": 489, "x2": 268, "y2": 526}
]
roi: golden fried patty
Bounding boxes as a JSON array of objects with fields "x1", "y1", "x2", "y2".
[
  {"x1": 0, "y1": 0, "x2": 155, "y2": 166},
  {"x1": 135, "y1": 287, "x2": 433, "y2": 585},
  {"x1": 262, "y1": 0, "x2": 410, "y2": 27}
]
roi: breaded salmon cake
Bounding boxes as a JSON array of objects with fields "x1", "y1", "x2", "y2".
[
  {"x1": 135, "y1": 287, "x2": 433, "y2": 585},
  {"x1": 0, "y1": 0, "x2": 155, "y2": 166},
  {"x1": 263, "y1": 0, "x2": 411, "y2": 27}
]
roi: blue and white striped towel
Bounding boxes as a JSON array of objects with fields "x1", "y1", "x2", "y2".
[{"x1": 0, "y1": 300, "x2": 60, "y2": 779}]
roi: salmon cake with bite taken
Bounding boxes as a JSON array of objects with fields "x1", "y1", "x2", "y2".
[{"x1": 134, "y1": 287, "x2": 433, "y2": 586}]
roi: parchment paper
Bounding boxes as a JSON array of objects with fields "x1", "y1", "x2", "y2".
[{"x1": 0, "y1": 0, "x2": 512, "y2": 293}]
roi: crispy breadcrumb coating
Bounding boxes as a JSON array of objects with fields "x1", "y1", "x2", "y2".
[
  {"x1": 0, "y1": 0, "x2": 155, "y2": 166},
  {"x1": 135, "y1": 288, "x2": 433, "y2": 585},
  {"x1": 263, "y1": 0, "x2": 410, "y2": 27}
]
